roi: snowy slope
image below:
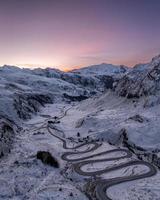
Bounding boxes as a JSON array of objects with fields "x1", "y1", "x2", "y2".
[
  {"x1": 71, "y1": 63, "x2": 128, "y2": 76},
  {"x1": 115, "y1": 55, "x2": 160, "y2": 107},
  {"x1": 0, "y1": 62, "x2": 129, "y2": 125},
  {"x1": 0, "y1": 56, "x2": 160, "y2": 200},
  {"x1": 0, "y1": 66, "x2": 90, "y2": 124}
]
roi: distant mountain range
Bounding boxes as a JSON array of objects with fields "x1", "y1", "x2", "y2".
[
  {"x1": 1, "y1": 54, "x2": 160, "y2": 153},
  {"x1": 71, "y1": 63, "x2": 128, "y2": 75},
  {"x1": 1, "y1": 54, "x2": 160, "y2": 123}
]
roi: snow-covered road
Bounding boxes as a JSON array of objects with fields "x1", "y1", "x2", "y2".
[{"x1": 45, "y1": 107, "x2": 157, "y2": 200}]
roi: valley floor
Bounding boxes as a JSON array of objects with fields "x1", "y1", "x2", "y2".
[{"x1": 0, "y1": 100, "x2": 160, "y2": 200}]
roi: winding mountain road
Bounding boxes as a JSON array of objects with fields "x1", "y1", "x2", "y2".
[{"x1": 45, "y1": 107, "x2": 157, "y2": 200}]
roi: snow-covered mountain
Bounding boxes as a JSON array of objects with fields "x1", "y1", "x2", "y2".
[
  {"x1": 0, "y1": 63, "x2": 128, "y2": 124},
  {"x1": 114, "y1": 55, "x2": 160, "y2": 107},
  {"x1": 71, "y1": 63, "x2": 128, "y2": 75},
  {"x1": 0, "y1": 62, "x2": 125, "y2": 172},
  {"x1": 1, "y1": 56, "x2": 160, "y2": 200},
  {"x1": 0, "y1": 62, "x2": 128, "y2": 159}
]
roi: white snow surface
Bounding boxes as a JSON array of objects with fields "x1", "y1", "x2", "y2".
[
  {"x1": 1, "y1": 56, "x2": 160, "y2": 199},
  {"x1": 0, "y1": 102, "x2": 157, "y2": 199},
  {"x1": 71, "y1": 63, "x2": 128, "y2": 75}
]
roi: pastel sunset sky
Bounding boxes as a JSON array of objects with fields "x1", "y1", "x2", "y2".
[{"x1": 0, "y1": 0, "x2": 160, "y2": 70}]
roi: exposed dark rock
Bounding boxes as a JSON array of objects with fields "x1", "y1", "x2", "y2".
[
  {"x1": 69, "y1": 192, "x2": 73, "y2": 197},
  {"x1": 118, "y1": 129, "x2": 160, "y2": 168},
  {"x1": 14, "y1": 93, "x2": 53, "y2": 120},
  {"x1": 48, "y1": 121, "x2": 55, "y2": 124},
  {"x1": 128, "y1": 114, "x2": 149, "y2": 123},
  {"x1": 77, "y1": 132, "x2": 80, "y2": 137},
  {"x1": 36, "y1": 151, "x2": 59, "y2": 168},
  {"x1": 0, "y1": 116, "x2": 17, "y2": 157},
  {"x1": 75, "y1": 118, "x2": 84, "y2": 128},
  {"x1": 33, "y1": 131, "x2": 45, "y2": 135},
  {"x1": 97, "y1": 75, "x2": 114, "y2": 89},
  {"x1": 61, "y1": 73, "x2": 97, "y2": 88},
  {"x1": 114, "y1": 55, "x2": 160, "y2": 106},
  {"x1": 63, "y1": 93, "x2": 88, "y2": 101}
]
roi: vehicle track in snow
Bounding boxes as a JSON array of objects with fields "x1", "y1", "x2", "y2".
[{"x1": 37, "y1": 106, "x2": 157, "y2": 200}]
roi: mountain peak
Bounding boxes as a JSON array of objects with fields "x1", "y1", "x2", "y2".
[{"x1": 151, "y1": 54, "x2": 160, "y2": 65}]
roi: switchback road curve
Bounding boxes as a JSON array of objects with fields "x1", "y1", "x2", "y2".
[{"x1": 46, "y1": 108, "x2": 157, "y2": 200}]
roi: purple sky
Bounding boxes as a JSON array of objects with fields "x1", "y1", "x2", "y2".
[{"x1": 0, "y1": 0, "x2": 160, "y2": 70}]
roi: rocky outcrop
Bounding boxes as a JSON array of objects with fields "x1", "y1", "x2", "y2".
[
  {"x1": 13, "y1": 93, "x2": 53, "y2": 120},
  {"x1": 114, "y1": 55, "x2": 160, "y2": 106},
  {"x1": 0, "y1": 116, "x2": 18, "y2": 157},
  {"x1": 97, "y1": 75, "x2": 114, "y2": 89},
  {"x1": 118, "y1": 128, "x2": 160, "y2": 168},
  {"x1": 36, "y1": 151, "x2": 59, "y2": 168},
  {"x1": 63, "y1": 93, "x2": 88, "y2": 102},
  {"x1": 128, "y1": 114, "x2": 149, "y2": 123}
]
